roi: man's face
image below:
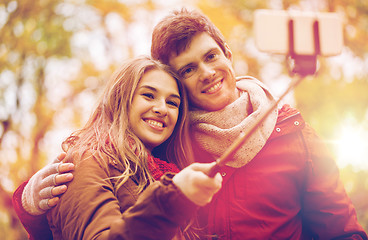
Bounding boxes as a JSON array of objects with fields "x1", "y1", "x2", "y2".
[{"x1": 168, "y1": 32, "x2": 238, "y2": 112}]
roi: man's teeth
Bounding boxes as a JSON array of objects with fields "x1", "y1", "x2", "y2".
[
  {"x1": 205, "y1": 81, "x2": 221, "y2": 93},
  {"x1": 146, "y1": 120, "x2": 163, "y2": 128}
]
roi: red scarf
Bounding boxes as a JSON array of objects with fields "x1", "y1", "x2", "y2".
[{"x1": 147, "y1": 155, "x2": 180, "y2": 181}]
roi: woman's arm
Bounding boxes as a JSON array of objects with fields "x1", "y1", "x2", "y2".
[
  {"x1": 47, "y1": 153, "x2": 222, "y2": 240},
  {"x1": 109, "y1": 162, "x2": 223, "y2": 239}
]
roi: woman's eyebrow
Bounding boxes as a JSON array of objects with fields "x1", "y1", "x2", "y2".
[
  {"x1": 140, "y1": 85, "x2": 181, "y2": 99},
  {"x1": 140, "y1": 85, "x2": 157, "y2": 92},
  {"x1": 170, "y1": 94, "x2": 181, "y2": 100}
]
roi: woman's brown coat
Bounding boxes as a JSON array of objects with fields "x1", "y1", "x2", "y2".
[{"x1": 47, "y1": 152, "x2": 196, "y2": 240}]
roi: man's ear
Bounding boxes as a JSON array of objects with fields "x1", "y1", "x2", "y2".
[{"x1": 224, "y1": 43, "x2": 233, "y2": 61}]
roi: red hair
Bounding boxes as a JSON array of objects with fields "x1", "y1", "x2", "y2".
[{"x1": 151, "y1": 8, "x2": 230, "y2": 65}]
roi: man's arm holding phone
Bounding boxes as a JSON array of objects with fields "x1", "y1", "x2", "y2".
[{"x1": 13, "y1": 153, "x2": 74, "y2": 240}]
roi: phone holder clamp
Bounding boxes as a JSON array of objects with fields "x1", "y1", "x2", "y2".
[{"x1": 288, "y1": 19, "x2": 320, "y2": 76}]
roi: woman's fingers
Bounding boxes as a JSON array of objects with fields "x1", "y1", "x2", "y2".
[
  {"x1": 173, "y1": 163, "x2": 223, "y2": 206},
  {"x1": 189, "y1": 162, "x2": 216, "y2": 172}
]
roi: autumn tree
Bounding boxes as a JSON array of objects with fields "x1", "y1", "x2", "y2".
[{"x1": 0, "y1": 0, "x2": 161, "y2": 238}]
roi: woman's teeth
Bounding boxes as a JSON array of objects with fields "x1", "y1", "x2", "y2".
[{"x1": 146, "y1": 120, "x2": 163, "y2": 128}]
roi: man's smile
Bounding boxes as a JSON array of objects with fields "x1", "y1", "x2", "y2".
[{"x1": 202, "y1": 80, "x2": 223, "y2": 94}]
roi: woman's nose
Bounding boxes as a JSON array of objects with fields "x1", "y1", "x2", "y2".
[{"x1": 152, "y1": 100, "x2": 168, "y2": 116}]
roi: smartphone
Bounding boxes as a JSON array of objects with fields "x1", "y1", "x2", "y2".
[{"x1": 253, "y1": 9, "x2": 343, "y2": 56}]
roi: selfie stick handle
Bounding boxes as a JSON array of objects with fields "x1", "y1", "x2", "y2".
[{"x1": 207, "y1": 18, "x2": 321, "y2": 177}]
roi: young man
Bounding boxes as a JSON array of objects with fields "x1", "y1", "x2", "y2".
[
  {"x1": 13, "y1": 7, "x2": 368, "y2": 240},
  {"x1": 150, "y1": 8, "x2": 368, "y2": 240}
]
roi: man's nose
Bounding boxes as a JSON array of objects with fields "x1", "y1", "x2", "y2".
[{"x1": 198, "y1": 63, "x2": 215, "y2": 82}]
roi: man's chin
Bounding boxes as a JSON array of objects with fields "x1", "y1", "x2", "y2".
[{"x1": 195, "y1": 102, "x2": 227, "y2": 112}]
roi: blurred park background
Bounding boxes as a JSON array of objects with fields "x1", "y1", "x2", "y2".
[{"x1": 0, "y1": 0, "x2": 367, "y2": 239}]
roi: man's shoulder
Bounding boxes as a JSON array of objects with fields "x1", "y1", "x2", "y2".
[
  {"x1": 268, "y1": 104, "x2": 305, "y2": 139},
  {"x1": 277, "y1": 104, "x2": 301, "y2": 122}
]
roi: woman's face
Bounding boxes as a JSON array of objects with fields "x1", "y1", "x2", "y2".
[{"x1": 129, "y1": 69, "x2": 181, "y2": 151}]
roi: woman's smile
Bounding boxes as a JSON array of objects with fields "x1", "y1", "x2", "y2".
[
  {"x1": 144, "y1": 118, "x2": 165, "y2": 130},
  {"x1": 129, "y1": 69, "x2": 180, "y2": 151}
]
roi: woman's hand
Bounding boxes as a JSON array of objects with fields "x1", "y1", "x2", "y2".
[
  {"x1": 22, "y1": 153, "x2": 75, "y2": 215},
  {"x1": 173, "y1": 162, "x2": 222, "y2": 206}
]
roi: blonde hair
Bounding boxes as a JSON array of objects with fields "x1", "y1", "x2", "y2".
[{"x1": 62, "y1": 56, "x2": 192, "y2": 193}]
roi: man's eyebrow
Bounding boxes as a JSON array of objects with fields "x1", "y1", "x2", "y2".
[
  {"x1": 177, "y1": 47, "x2": 219, "y2": 73},
  {"x1": 177, "y1": 62, "x2": 194, "y2": 74},
  {"x1": 203, "y1": 47, "x2": 219, "y2": 58}
]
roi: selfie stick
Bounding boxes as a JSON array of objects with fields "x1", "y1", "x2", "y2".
[{"x1": 207, "y1": 19, "x2": 320, "y2": 177}]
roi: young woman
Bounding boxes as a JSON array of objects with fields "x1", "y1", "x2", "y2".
[{"x1": 13, "y1": 56, "x2": 222, "y2": 240}]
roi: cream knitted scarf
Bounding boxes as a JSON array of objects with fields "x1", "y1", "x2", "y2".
[{"x1": 189, "y1": 76, "x2": 278, "y2": 168}]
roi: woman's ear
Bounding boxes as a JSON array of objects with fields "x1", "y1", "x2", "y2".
[{"x1": 224, "y1": 43, "x2": 233, "y2": 61}]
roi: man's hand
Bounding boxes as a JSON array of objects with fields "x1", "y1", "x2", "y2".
[
  {"x1": 22, "y1": 153, "x2": 74, "y2": 215},
  {"x1": 173, "y1": 162, "x2": 223, "y2": 206}
]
